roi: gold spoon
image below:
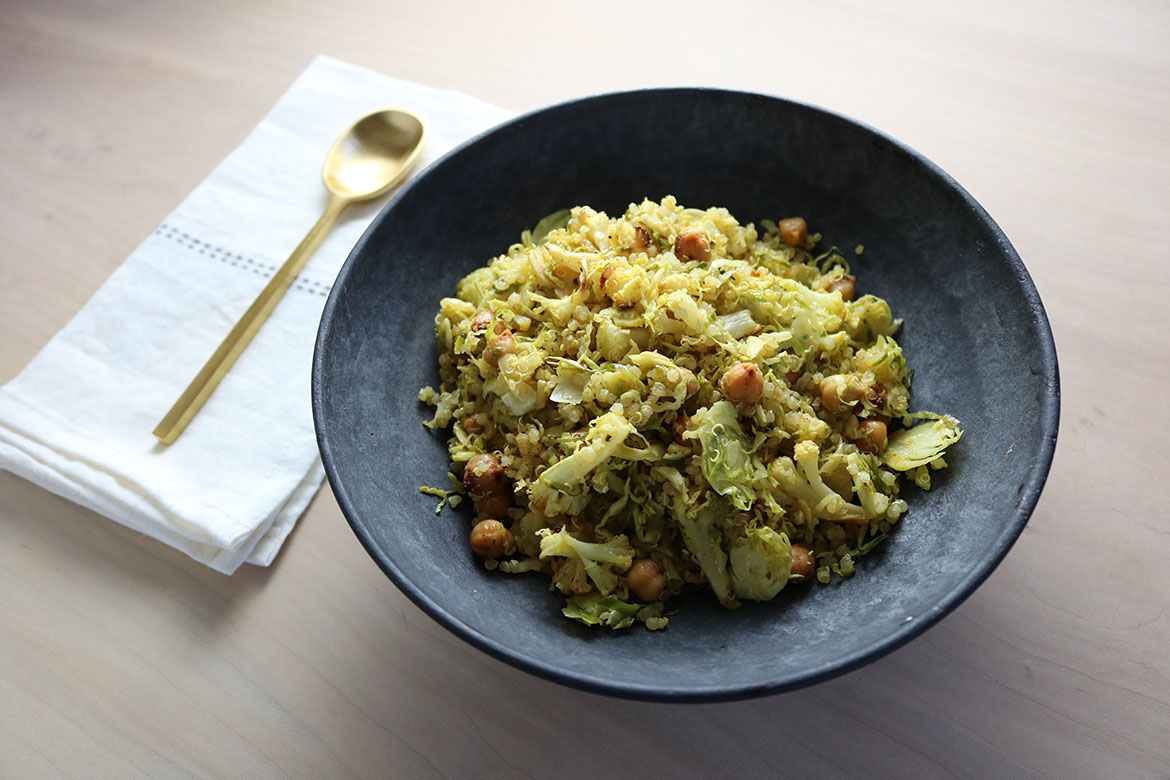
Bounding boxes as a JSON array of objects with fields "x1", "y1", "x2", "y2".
[{"x1": 153, "y1": 108, "x2": 428, "y2": 445}]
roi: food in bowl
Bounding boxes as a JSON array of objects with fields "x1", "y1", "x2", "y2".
[{"x1": 420, "y1": 196, "x2": 961, "y2": 630}]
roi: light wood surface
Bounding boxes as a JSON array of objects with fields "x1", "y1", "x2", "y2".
[{"x1": 2, "y1": 0, "x2": 1168, "y2": 777}]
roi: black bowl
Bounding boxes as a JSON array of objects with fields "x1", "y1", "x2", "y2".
[{"x1": 312, "y1": 88, "x2": 1059, "y2": 702}]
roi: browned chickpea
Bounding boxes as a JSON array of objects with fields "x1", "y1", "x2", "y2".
[
  {"x1": 483, "y1": 328, "x2": 515, "y2": 367},
  {"x1": 464, "y1": 454, "x2": 512, "y2": 517},
  {"x1": 855, "y1": 419, "x2": 888, "y2": 453},
  {"x1": 679, "y1": 367, "x2": 699, "y2": 398},
  {"x1": 778, "y1": 217, "x2": 808, "y2": 247},
  {"x1": 673, "y1": 227, "x2": 711, "y2": 262},
  {"x1": 819, "y1": 374, "x2": 863, "y2": 414},
  {"x1": 825, "y1": 274, "x2": 856, "y2": 301},
  {"x1": 722, "y1": 362, "x2": 764, "y2": 404},
  {"x1": 469, "y1": 519, "x2": 514, "y2": 559},
  {"x1": 627, "y1": 558, "x2": 667, "y2": 602},
  {"x1": 671, "y1": 414, "x2": 692, "y2": 446},
  {"x1": 632, "y1": 225, "x2": 654, "y2": 251},
  {"x1": 469, "y1": 311, "x2": 492, "y2": 333},
  {"x1": 474, "y1": 491, "x2": 511, "y2": 519},
  {"x1": 790, "y1": 544, "x2": 815, "y2": 581},
  {"x1": 463, "y1": 454, "x2": 507, "y2": 496}
]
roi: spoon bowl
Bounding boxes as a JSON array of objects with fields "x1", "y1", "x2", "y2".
[{"x1": 324, "y1": 110, "x2": 428, "y2": 201}]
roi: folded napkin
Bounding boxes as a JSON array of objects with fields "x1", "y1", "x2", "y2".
[{"x1": 0, "y1": 55, "x2": 514, "y2": 573}]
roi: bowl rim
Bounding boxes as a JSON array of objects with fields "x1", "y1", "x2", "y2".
[{"x1": 312, "y1": 85, "x2": 1061, "y2": 702}]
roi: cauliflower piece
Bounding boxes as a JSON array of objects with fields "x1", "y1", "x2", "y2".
[
  {"x1": 771, "y1": 441, "x2": 869, "y2": 524},
  {"x1": 538, "y1": 528, "x2": 634, "y2": 596},
  {"x1": 845, "y1": 452, "x2": 892, "y2": 517},
  {"x1": 729, "y1": 527, "x2": 793, "y2": 601}
]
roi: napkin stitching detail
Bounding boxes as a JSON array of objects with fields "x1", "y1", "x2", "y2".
[{"x1": 154, "y1": 223, "x2": 331, "y2": 298}]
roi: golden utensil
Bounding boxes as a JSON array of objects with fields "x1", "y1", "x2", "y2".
[{"x1": 153, "y1": 108, "x2": 428, "y2": 445}]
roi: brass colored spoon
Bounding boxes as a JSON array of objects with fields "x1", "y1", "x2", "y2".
[{"x1": 154, "y1": 109, "x2": 427, "y2": 445}]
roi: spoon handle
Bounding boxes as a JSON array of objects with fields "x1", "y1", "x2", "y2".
[{"x1": 153, "y1": 195, "x2": 349, "y2": 445}]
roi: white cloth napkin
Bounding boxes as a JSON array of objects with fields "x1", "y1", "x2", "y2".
[{"x1": 0, "y1": 55, "x2": 514, "y2": 574}]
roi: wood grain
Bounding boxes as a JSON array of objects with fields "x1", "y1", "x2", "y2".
[{"x1": 2, "y1": 0, "x2": 1168, "y2": 777}]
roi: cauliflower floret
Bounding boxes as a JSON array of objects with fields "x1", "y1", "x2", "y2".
[
  {"x1": 770, "y1": 441, "x2": 869, "y2": 524},
  {"x1": 845, "y1": 452, "x2": 891, "y2": 517},
  {"x1": 538, "y1": 529, "x2": 635, "y2": 596}
]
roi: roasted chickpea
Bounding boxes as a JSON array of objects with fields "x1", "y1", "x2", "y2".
[
  {"x1": 632, "y1": 225, "x2": 654, "y2": 251},
  {"x1": 819, "y1": 374, "x2": 863, "y2": 414},
  {"x1": 463, "y1": 454, "x2": 507, "y2": 496},
  {"x1": 463, "y1": 454, "x2": 512, "y2": 517},
  {"x1": 627, "y1": 558, "x2": 667, "y2": 602},
  {"x1": 778, "y1": 217, "x2": 808, "y2": 247},
  {"x1": 474, "y1": 491, "x2": 511, "y2": 519},
  {"x1": 469, "y1": 310, "x2": 492, "y2": 333},
  {"x1": 722, "y1": 362, "x2": 764, "y2": 404},
  {"x1": 673, "y1": 227, "x2": 711, "y2": 262},
  {"x1": 671, "y1": 414, "x2": 692, "y2": 446},
  {"x1": 790, "y1": 544, "x2": 815, "y2": 581},
  {"x1": 469, "y1": 519, "x2": 513, "y2": 559},
  {"x1": 483, "y1": 328, "x2": 515, "y2": 367},
  {"x1": 825, "y1": 274, "x2": 856, "y2": 302},
  {"x1": 855, "y1": 419, "x2": 888, "y2": 453},
  {"x1": 679, "y1": 367, "x2": 699, "y2": 398}
]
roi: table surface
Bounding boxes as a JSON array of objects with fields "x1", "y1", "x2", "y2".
[{"x1": 3, "y1": 1, "x2": 1168, "y2": 777}]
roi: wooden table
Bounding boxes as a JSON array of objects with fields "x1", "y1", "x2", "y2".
[{"x1": 3, "y1": 1, "x2": 1167, "y2": 776}]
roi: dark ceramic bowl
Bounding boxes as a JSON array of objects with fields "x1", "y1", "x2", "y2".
[{"x1": 312, "y1": 88, "x2": 1059, "y2": 702}]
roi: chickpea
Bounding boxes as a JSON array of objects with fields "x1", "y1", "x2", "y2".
[
  {"x1": 778, "y1": 216, "x2": 808, "y2": 247},
  {"x1": 463, "y1": 454, "x2": 512, "y2": 518},
  {"x1": 469, "y1": 519, "x2": 513, "y2": 559},
  {"x1": 474, "y1": 491, "x2": 512, "y2": 519},
  {"x1": 469, "y1": 311, "x2": 491, "y2": 333},
  {"x1": 673, "y1": 227, "x2": 711, "y2": 262},
  {"x1": 790, "y1": 544, "x2": 815, "y2": 581},
  {"x1": 679, "y1": 367, "x2": 699, "y2": 398},
  {"x1": 865, "y1": 383, "x2": 887, "y2": 409},
  {"x1": 819, "y1": 374, "x2": 863, "y2": 414},
  {"x1": 483, "y1": 328, "x2": 515, "y2": 368},
  {"x1": 722, "y1": 362, "x2": 764, "y2": 404},
  {"x1": 463, "y1": 454, "x2": 507, "y2": 496},
  {"x1": 627, "y1": 558, "x2": 667, "y2": 602},
  {"x1": 855, "y1": 419, "x2": 888, "y2": 453},
  {"x1": 825, "y1": 274, "x2": 856, "y2": 302},
  {"x1": 632, "y1": 225, "x2": 654, "y2": 251},
  {"x1": 671, "y1": 414, "x2": 692, "y2": 446}
]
